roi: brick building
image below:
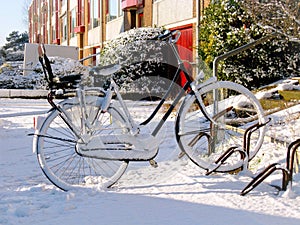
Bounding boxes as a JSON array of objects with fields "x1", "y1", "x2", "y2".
[{"x1": 28, "y1": 0, "x2": 210, "y2": 70}]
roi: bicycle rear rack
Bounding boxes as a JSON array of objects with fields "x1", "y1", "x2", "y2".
[{"x1": 241, "y1": 138, "x2": 300, "y2": 196}]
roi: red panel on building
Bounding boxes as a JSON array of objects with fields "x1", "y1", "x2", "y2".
[
  {"x1": 121, "y1": 0, "x2": 144, "y2": 10},
  {"x1": 74, "y1": 25, "x2": 85, "y2": 33},
  {"x1": 171, "y1": 25, "x2": 193, "y2": 87},
  {"x1": 53, "y1": 38, "x2": 60, "y2": 45}
]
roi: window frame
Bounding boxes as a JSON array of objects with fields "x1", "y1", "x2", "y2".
[
  {"x1": 107, "y1": 0, "x2": 123, "y2": 22},
  {"x1": 70, "y1": 7, "x2": 77, "y2": 38},
  {"x1": 88, "y1": 0, "x2": 100, "y2": 29}
]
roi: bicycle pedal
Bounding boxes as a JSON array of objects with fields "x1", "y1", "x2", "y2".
[{"x1": 149, "y1": 160, "x2": 158, "y2": 168}]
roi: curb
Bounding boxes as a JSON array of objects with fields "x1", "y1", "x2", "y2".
[{"x1": 0, "y1": 89, "x2": 48, "y2": 98}]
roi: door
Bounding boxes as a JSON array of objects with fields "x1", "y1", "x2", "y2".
[{"x1": 171, "y1": 25, "x2": 193, "y2": 87}]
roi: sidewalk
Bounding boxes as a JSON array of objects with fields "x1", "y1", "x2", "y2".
[{"x1": 0, "y1": 89, "x2": 48, "y2": 98}]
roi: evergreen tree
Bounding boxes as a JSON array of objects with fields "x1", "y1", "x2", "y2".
[{"x1": 0, "y1": 31, "x2": 29, "y2": 61}]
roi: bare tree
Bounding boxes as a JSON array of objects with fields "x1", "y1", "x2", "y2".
[
  {"x1": 22, "y1": 0, "x2": 32, "y2": 27},
  {"x1": 244, "y1": 0, "x2": 300, "y2": 42}
]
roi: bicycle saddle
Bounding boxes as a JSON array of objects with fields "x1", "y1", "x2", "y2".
[{"x1": 91, "y1": 64, "x2": 121, "y2": 76}]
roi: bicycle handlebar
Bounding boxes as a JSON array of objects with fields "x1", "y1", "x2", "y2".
[{"x1": 152, "y1": 30, "x2": 181, "y2": 43}]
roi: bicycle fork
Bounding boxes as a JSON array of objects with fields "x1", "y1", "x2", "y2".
[{"x1": 74, "y1": 81, "x2": 139, "y2": 140}]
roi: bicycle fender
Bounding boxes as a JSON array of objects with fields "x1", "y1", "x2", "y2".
[
  {"x1": 32, "y1": 116, "x2": 46, "y2": 154},
  {"x1": 195, "y1": 76, "x2": 218, "y2": 90},
  {"x1": 101, "y1": 90, "x2": 113, "y2": 111}
]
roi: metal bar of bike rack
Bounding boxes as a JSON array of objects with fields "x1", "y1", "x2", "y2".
[
  {"x1": 212, "y1": 32, "x2": 278, "y2": 111},
  {"x1": 210, "y1": 33, "x2": 277, "y2": 152},
  {"x1": 212, "y1": 32, "x2": 278, "y2": 79}
]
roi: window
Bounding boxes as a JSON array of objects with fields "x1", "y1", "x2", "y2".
[
  {"x1": 89, "y1": 0, "x2": 100, "y2": 29},
  {"x1": 61, "y1": 15, "x2": 67, "y2": 41},
  {"x1": 52, "y1": 0, "x2": 56, "y2": 12},
  {"x1": 70, "y1": 8, "x2": 77, "y2": 37},
  {"x1": 118, "y1": 0, "x2": 123, "y2": 17},
  {"x1": 78, "y1": 0, "x2": 84, "y2": 26},
  {"x1": 51, "y1": 0, "x2": 59, "y2": 43},
  {"x1": 107, "y1": 0, "x2": 123, "y2": 22},
  {"x1": 52, "y1": 25, "x2": 56, "y2": 42}
]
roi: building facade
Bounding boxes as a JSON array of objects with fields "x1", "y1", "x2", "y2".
[{"x1": 28, "y1": 0, "x2": 210, "y2": 69}]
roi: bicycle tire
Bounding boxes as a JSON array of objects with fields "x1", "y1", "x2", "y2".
[
  {"x1": 176, "y1": 81, "x2": 266, "y2": 172},
  {"x1": 34, "y1": 95, "x2": 128, "y2": 191}
]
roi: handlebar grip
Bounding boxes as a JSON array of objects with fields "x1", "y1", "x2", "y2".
[
  {"x1": 151, "y1": 30, "x2": 180, "y2": 43},
  {"x1": 157, "y1": 31, "x2": 173, "y2": 40},
  {"x1": 171, "y1": 30, "x2": 181, "y2": 43}
]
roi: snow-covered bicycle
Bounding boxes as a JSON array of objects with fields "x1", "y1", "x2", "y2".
[{"x1": 33, "y1": 30, "x2": 267, "y2": 191}]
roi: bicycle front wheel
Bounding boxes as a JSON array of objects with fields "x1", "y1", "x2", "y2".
[
  {"x1": 34, "y1": 96, "x2": 128, "y2": 191},
  {"x1": 176, "y1": 81, "x2": 266, "y2": 172}
]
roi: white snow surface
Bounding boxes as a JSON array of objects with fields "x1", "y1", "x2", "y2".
[{"x1": 0, "y1": 98, "x2": 300, "y2": 225}]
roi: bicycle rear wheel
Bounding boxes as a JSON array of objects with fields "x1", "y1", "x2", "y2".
[
  {"x1": 176, "y1": 81, "x2": 266, "y2": 172},
  {"x1": 34, "y1": 95, "x2": 128, "y2": 191}
]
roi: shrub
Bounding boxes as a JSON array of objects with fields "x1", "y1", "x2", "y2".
[
  {"x1": 198, "y1": 0, "x2": 299, "y2": 90},
  {"x1": 98, "y1": 27, "x2": 178, "y2": 97}
]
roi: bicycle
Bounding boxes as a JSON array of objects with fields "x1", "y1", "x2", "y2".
[{"x1": 33, "y1": 30, "x2": 267, "y2": 191}]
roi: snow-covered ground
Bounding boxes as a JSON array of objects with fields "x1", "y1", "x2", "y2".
[{"x1": 0, "y1": 98, "x2": 300, "y2": 225}]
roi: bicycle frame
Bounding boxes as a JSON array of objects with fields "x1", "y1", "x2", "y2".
[
  {"x1": 41, "y1": 31, "x2": 218, "y2": 162},
  {"x1": 104, "y1": 39, "x2": 215, "y2": 138}
]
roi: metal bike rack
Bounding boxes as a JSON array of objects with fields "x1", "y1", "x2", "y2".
[
  {"x1": 205, "y1": 119, "x2": 271, "y2": 175},
  {"x1": 241, "y1": 138, "x2": 300, "y2": 196},
  {"x1": 210, "y1": 33, "x2": 277, "y2": 152}
]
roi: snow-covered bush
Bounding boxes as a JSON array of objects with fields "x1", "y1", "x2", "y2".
[
  {"x1": 243, "y1": 0, "x2": 300, "y2": 42},
  {"x1": 31, "y1": 56, "x2": 92, "y2": 89},
  {"x1": 0, "y1": 63, "x2": 12, "y2": 74},
  {"x1": 0, "y1": 56, "x2": 91, "y2": 89},
  {"x1": 4, "y1": 50, "x2": 25, "y2": 62},
  {"x1": 0, "y1": 69, "x2": 45, "y2": 89},
  {"x1": 98, "y1": 27, "x2": 177, "y2": 96}
]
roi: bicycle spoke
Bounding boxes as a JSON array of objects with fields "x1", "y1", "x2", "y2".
[
  {"x1": 35, "y1": 96, "x2": 129, "y2": 190},
  {"x1": 176, "y1": 81, "x2": 265, "y2": 172}
]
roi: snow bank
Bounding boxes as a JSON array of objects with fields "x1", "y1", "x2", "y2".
[{"x1": 0, "y1": 99, "x2": 299, "y2": 225}]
